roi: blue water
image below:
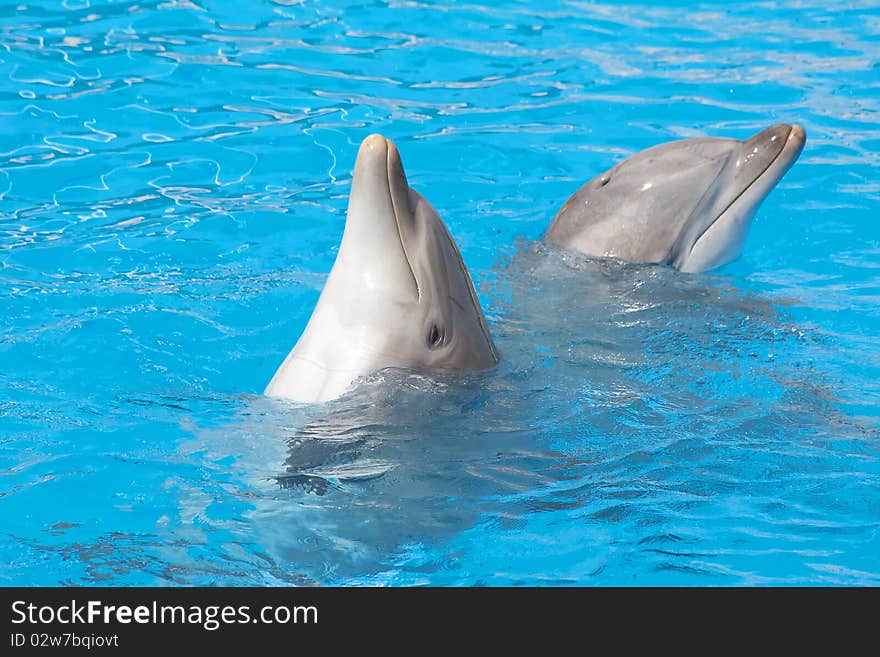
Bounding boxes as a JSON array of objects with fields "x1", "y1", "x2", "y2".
[{"x1": 1, "y1": 0, "x2": 879, "y2": 586}]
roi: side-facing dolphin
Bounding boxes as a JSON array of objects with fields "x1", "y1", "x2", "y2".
[
  {"x1": 265, "y1": 134, "x2": 498, "y2": 403},
  {"x1": 544, "y1": 124, "x2": 806, "y2": 273}
]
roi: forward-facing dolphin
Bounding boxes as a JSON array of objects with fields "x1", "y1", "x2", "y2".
[
  {"x1": 544, "y1": 123, "x2": 806, "y2": 273},
  {"x1": 265, "y1": 134, "x2": 498, "y2": 403}
]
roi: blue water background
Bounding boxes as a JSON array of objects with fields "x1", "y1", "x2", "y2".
[{"x1": 1, "y1": 0, "x2": 879, "y2": 585}]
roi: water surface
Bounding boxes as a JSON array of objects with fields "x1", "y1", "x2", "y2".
[{"x1": 1, "y1": 0, "x2": 879, "y2": 585}]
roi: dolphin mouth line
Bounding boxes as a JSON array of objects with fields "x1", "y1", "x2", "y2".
[
  {"x1": 386, "y1": 140, "x2": 421, "y2": 299},
  {"x1": 685, "y1": 124, "x2": 798, "y2": 259}
]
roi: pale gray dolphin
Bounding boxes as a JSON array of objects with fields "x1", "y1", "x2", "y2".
[
  {"x1": 265, "y1": 134, "x2": 498, "y2": 403},
  {"x1": 544, "y1": 124, "x2": 806, "y2": 273}
]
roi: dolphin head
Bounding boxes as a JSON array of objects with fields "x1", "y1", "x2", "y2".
[
  {"x1": 265, "y1": 134, "x2": 498, "y2": 403},
  {"x1": 545, "y1": 123, "x2": 806, "y2": 273},
  {"x1": 671, "y1": 123, "x2": 806, "y2": 272}
]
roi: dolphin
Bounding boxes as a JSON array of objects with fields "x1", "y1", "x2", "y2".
[
  {"x1": 544, "y1": 123, "x2": 806, "y2": 273},
  {"x1": 265, "y1": 134, "x2": 498, "y2": 403}
]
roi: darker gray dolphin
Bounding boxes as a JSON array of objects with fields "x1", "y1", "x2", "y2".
[{"x1": 544, "y1": 124, "x2": 806, "y2": 272}]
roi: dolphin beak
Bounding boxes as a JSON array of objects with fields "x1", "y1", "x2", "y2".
[
  {"x1": 354, "y1": 134, "x2": 413, "y2": 223},
  {"x1": 342, "y1": 134, "x2": 419, "y2": 296},
  {"x1": 783, "y1": 124, "x2": 806, "y2": 163},
  {"x1": 707, "y1": 122, "x2": 805, "y2": 220},
  {"x1": 738, "y1": 123, "x2": 806, "y2": 179},
  {"x1": 787, "y1": 124, "x2": 807, "y2": 151}
]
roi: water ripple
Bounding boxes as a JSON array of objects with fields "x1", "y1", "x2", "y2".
[{"x1": 0, "y1": 0, "x2": 878, "y2": 585}]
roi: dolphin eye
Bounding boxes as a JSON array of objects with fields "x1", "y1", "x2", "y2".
[{"x1": 427, "y1": 324, "x2": 444, "y2": 348}]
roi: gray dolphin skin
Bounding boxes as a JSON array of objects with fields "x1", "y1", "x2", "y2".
[
  {"x1": 265, "y1": 134, "x2": 498, "y2": 403},
  {"x1": 544, "y1": 124, "x2": 806, "y2": 273}
]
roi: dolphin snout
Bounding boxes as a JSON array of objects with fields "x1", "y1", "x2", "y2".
[
  {"x1": 742, "y1": 124, "x2": 792, "y2": 158},
  {"x1": 731, "y1": 123, "x2": 806, "y2": 189},
  {"x1": 363, "y1": 133, "x2": 388, "y2": 151},
  {"x1": 345, "y1": 133, "x2": 419, "y2": 297},
  {"x1": 354, "y1": 133, "x2": 390, "y2": 175},
  {"x1": 741, "y1": 123, "x2": 806, "y2": 164},
  {"x1": 786, "y1": 124, "x2": 807, "y2": 155},
  {"x1": 353, "y1": 134, "x2": 412, "y2": 220}
]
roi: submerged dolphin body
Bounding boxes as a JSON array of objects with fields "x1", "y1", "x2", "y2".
[
  {"x1": 544, "y1": 124, "x2": 806, "y2": 273},
  {"x1": 265, "y1": 134, "x2": 498, "y2": 403}
]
